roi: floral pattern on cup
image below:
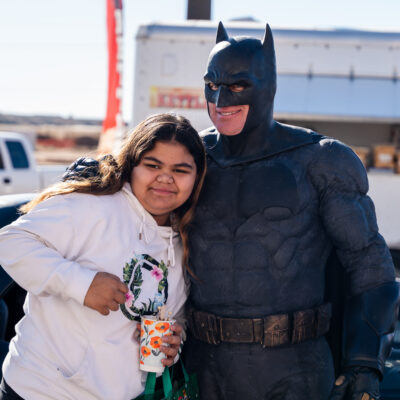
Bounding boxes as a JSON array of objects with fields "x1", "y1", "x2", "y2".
[
  {"x1": 139, "y1": 316, "x2": 174, "y2": 372},
  {"x1": 141, "y1": 346, "x2": 151, "y2": 358},
  {"x1": 150, "y1": 336, "x2": 162, "y2": 348},
  {"x1": 155, "y1": 322, "x2": 170, "y2": 333}
]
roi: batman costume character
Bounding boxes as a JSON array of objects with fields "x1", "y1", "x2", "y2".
[
  {"x1": 183, "y1": 23, "x2": 399, "y2": 400},
  {"x1": 63, "y1": 22, "x2": 399, "y2": 400}
]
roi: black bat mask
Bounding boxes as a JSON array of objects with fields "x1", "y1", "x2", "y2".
[{"x1": 204, "y1": 22, "x2": 277, "y2": 136}]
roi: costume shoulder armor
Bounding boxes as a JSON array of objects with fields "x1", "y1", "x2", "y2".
[{"x1": 310, "y1": 138, "x2": 368, "y2": 195}]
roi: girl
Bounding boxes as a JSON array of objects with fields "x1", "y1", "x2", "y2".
[{"x1": 0, "y1": 113, "x2": 206, "y2": 400}]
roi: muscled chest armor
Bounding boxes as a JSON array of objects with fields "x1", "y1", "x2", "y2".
[{"x1": 188, "y1": 147, "x2": 332, "y2": 317}]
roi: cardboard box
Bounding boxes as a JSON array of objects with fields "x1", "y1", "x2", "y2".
[
  {"x1": 351, "y1": 146, "x2": 370, "y2": 169},
  {"x1": 373, "y1": 144, "x2": 396, "y2": 169}
]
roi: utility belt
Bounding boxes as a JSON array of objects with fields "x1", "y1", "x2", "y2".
[{"x1": 187, "y1": 303, "x2": 331, "y2": 348}]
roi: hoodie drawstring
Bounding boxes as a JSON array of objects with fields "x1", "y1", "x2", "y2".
[
  {"x1": 167, "y1": 230, "x2": 176, "y2": 267},
  {"x1": 138, "y1": 210, "x2": 146, "y2": 241},
  {"x1": 138, "y1": 208, "x2": 175, "y2": 268},
  {"x1": 139, "y1": 221, "x2": 143, "y2": 241}
]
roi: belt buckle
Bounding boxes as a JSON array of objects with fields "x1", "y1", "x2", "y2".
[{"x1": 220, "y1": 318, "x2": 255, "y2": 343}]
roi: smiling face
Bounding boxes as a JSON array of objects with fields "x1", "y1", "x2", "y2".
[
  {"x1": 207, "y1": 102, "x2": 249, "y2": 136},
  {"x1": 204, "y1": 35, "x2": 276, "y2": 136},
  {"x1": 130, "y1": 140, "x2": 197, "y2": 226}
]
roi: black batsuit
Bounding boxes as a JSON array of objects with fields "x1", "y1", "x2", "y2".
[{"x1": 185, "y1": 23, "x2": 398, "y2": 400}]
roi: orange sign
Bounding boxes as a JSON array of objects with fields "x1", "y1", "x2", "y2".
[{"x1": 150, "y1": 86, "x2": 207, "y2": 109}]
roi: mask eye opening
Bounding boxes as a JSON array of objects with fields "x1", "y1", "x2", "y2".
[{"x1": 207, "y1": 82, "x2": 219, "y2": 91}]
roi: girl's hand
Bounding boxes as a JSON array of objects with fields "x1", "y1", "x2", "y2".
[
  {"x1": 133, "y1": 322, "x2": 141, "y2": 342},
  {"x1": 84, "y1": 272, "x2": 128, "y2": 315},
  {"x1": 161, "y1": 323, "x2": 183, "y2": 367}
]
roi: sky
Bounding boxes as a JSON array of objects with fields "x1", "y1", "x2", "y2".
[{"x1": 1, "y1": 0, "x2": 400, "y2": 123}]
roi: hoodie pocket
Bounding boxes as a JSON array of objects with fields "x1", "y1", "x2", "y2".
[
  {"x1": 56, "y1": 344, "x2": 91, "y2": 381},
  {"x1": 57, "y1": 339, "x2": 141, "y2": 399}
]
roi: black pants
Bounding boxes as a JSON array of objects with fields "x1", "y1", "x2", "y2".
[
  {"x1": 185, "y1": 336, "x2": 335, "y2": 400},
  {"x1": 0, "y1": 380, "x2": 23, "y2": 400}
]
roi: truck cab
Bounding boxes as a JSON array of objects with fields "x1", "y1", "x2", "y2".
[
  {"x1": 0, "y1": 132, "x2": 40, "y2": 195},
  {"x1": 0, "y1": 131, "x2": 68, "y2": 195}
]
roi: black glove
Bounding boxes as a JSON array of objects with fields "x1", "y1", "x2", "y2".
[
  {"x1": 61, "y1": 156, "x2": 100, "y2": 181},
  {"x1": 329, "y1": 366, "x2": 380, "y2": 400}
]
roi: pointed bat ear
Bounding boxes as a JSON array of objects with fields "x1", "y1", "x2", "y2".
[
  {"x1": 262, "y1": 24, "x2": 274, "y2": 52},
  {"x1": 216, "y1": 21, "x2": 229, "y2": 43}
]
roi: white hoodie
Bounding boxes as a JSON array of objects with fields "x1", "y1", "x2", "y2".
[{"x1": 0, "y1": 183, "x2": 188, "y2": 400}]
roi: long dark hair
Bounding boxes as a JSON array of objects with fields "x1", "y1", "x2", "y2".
[{"x1": 21, "y1": 113, "x2": 207, "y2": 276}]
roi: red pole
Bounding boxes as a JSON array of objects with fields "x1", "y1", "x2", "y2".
[{"x1": 99, "y1": 0, "x2": 124, "y2": 155}]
